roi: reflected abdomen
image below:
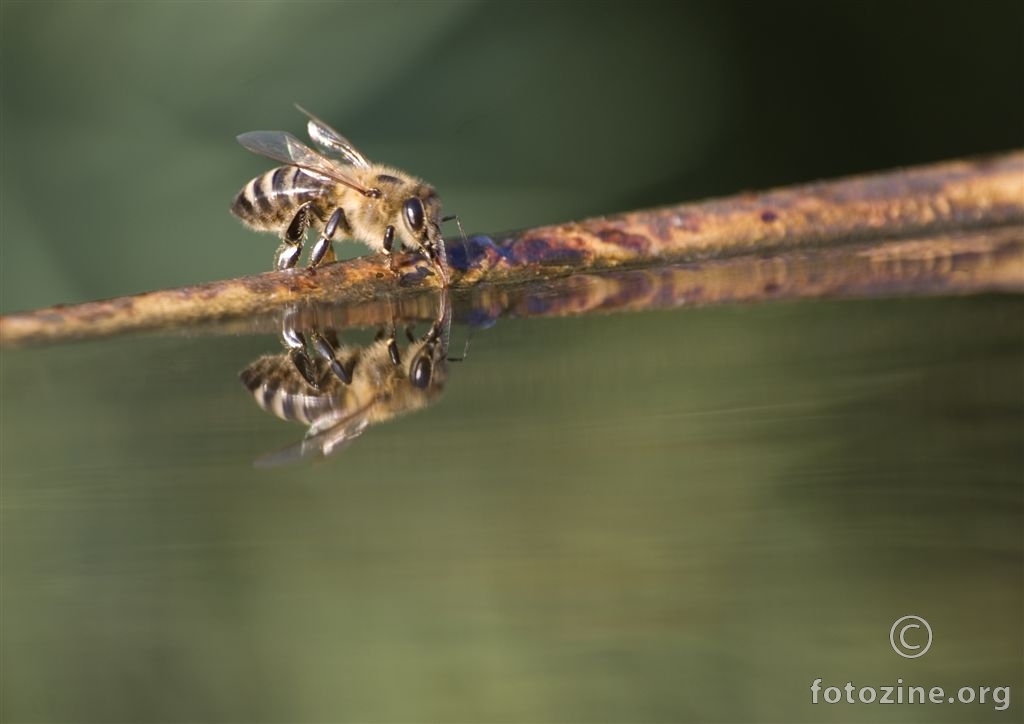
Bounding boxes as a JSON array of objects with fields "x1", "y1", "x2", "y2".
[{"x1": 239, "y1": 355, "x2": 341, "y2": 425}]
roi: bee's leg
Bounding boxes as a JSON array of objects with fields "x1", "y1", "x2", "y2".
[
  {"x1": 318, "y1": 245, "x2": 337, "y2": 266},
  {"x1": 276, "y1": 243, "x2": 302, "y2": 271},
  {"x1": 288, "y1": 349, "x2": 322, "y2": 389},
  {"x1": 309, "y1": 207, "x2": 348, "y2": 268},
  {"x1": 373, "y1": 323, "x2": 402, "y2": 365},
  {"x1": 280, "y1": 308, "x2": 306, "y2": 352},
  {"x1": 422, "y1": 318, "x2": 443, "y2": 344},
  {"x1": 420, "y1": 240, "x2": 449, "y2": 286},
  {"x1": 381, "y1": 225, "x2": 398, "y2": 274},
  {"x1": 321, "y1": 329, "x2": 341, "y2": 348},
  {"x1": 309, "y1": 330, "x2": 353, "y2": 385},
  {"x1": 280, "y1": 307, "x2": 320, "y2": 388},
  {"x1": 277, "y1": 202, "x2": 313, "y2": 270},
  {"x1": 386, "y1": 328, "x2": 401, "y2": 366}
]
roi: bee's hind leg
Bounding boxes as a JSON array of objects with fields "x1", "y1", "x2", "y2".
[
  {"x1": 280, "y1": 305, "x2": 352, "y2": 386},
  {"x1": 275, "y1": 241, "x2": 302, "y2": 271},
  {"x1": 280, "y1": 307, "x2": 320, "y2": 388},
  {"x1": 309, "y1": 207, "x2": 348, "y2": 268},
  {"x1": 309, "y1": 329, "x2": 353, "y2": 384},
  {"x1": 277, "y1": 202, "x2": 313, "y2": 271}
]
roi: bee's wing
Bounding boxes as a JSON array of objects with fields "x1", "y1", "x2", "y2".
[
  {"x1": 237, "y1": 130, "x2": 373, "y2": 195},
  {"x1": 253, "y1": 402, "x2": 373, "y2": 468},
  {"x1": 295, "y1": 104, "x2": 371, "y2": 169},
  {"x1": 307, "y1": 411, "x2": 371, "y2": 457}
]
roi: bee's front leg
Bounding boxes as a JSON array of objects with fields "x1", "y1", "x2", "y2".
[
  {"x1": 381, "y1": 225, "x2": 398, "y2": 275},
  {"x1": 309, "y1": 207, "x2": 349, "y2": 268},
  {"x1": 373, "y1": 324, "x2": 402, "y2": 366},
  {"x1": 277, "y1": 202, "x2": 313, "y2": 271},
  {"x1": 420, "y1": 241, "x2": 449, "y2": 286}
]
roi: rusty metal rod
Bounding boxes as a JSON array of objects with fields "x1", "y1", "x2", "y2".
[
  {"x1": 168, "y1": 227, "x2": 1024, "y2": 341},
  {"x1": 2, "y1": 152, "x2": 1022, "y2": 346}
]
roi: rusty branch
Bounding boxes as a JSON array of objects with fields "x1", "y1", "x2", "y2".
[
  {"x1": 2, "y1": 152, "x2": 1022, "y2": 346},
  {"x1": 170, "y1": 226, "x2": 1024, "y2": 339}
]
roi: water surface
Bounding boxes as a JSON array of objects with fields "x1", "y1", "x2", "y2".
[{"x1": 2, "y1": 294, "x2": 1021, "y2": 722}]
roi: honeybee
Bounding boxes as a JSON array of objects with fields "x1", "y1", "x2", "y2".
[
  {"x1": 239, "y1": 295, "x2": 453, "y2": 465},
  {"x1": 231, "y1": 105, "x2": 449, "y2": 285}
]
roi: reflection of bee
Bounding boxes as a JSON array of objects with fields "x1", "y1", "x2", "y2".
[
  {"x1": 239, "y1": 296, "x2": 452, "y2": 465},
  {"x1": 231, "y1": 105, "x2": 449, "y2": 285}
]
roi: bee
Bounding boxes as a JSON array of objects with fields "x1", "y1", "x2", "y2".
[
  {"x1": 239, "y1": 295, "x2": 453, "y2": 465},
  {"x1": 231, "y1": 105, "x2": 449, "y2": 285}
]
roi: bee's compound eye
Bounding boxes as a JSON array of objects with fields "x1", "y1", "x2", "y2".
[
  {"x1": 403, "y1": 197, "x2": 425, "y2": 232},
  {"x1": 410, "y1": 355, "x2": 432, "y2": 389}
]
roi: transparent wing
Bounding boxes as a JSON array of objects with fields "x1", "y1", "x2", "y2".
[
  {"x1": 237, "y1": 130, "x2": 371, "y2": 195},
  {"x1": 295, "y1": 104, "x2": 371, "y2": 169},
  {"x1": 253, "y1": 405, "x2": 372, "y2": 467}
]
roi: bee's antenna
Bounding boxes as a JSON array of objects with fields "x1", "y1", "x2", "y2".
[
  {"x1": 435, "y1": 237, "x2": 450, "y2": 283},
  {"x1": 447, "y1": 334, "x2": 473, "y2": 363},
  {"x1": 437, "y1": 289, "x2": 452, "y2": 351},
  {"x1": 441, "y1": 214, "x2": 468, "y2": 246},
  {"x1": 440, "y1": 214, "x2": 467, "y2": 282},
  {"x1": 433, "y1": 288, "x2": 472, "y2": 363}
]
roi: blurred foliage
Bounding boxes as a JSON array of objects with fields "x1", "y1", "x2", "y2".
[{"x1": 2, "y1": 1, "x2": 1022, "y2": 312}]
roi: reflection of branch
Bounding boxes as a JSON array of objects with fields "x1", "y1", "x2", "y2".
[
  {"x1": 472, "y1": 227, "x2": 1023, "y2": 323},
  {"x1": 2, "y1": 152, "x2": 1022, "y2": 346}
]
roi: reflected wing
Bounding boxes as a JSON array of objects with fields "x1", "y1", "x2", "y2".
[
  {"x1": 254, "y1": 403, "x2": 373, "y2": 468},
  {"x1": 237, "y1": 130, "x2": 372, "y2": 195},
  {"x1": 306, "y1": 408, "x2": 372, "y2": 456},
  {"x1": 295, "y1": 104, "x2": 371, "y2": 169}
]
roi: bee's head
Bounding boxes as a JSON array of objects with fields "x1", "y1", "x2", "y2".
[
  {"x1": 403, "y1": 318, "x2": 448, "y2": 394},
  {"x1": 400, "y1": 188, "x2": 448, "y2": 284},
  {"x1": 400, "y1": 189, "x2": 442, "y2": 245}
]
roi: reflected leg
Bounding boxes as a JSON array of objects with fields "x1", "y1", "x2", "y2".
[
  {"x1": 309, "y1": 330, "x2": 353, "y2": 385},
  {"x1": 280, "y1": 307, "x2": 320, "y2": 388}
]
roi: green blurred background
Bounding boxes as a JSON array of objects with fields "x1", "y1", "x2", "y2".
[
  {"x1": 1, "y1": 1, "x2": 1021, "y2": 312},
  {"x1": 2, "y1": 2, "x2": 1022, "y2": 723}
]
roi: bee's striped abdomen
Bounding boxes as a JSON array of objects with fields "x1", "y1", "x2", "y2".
[
  {"x1": 239, "y1": 355, "x2": 341, "y2": 425},
  {"x1": 231, "y1": 166, "x2": 327, "y2": 230}
]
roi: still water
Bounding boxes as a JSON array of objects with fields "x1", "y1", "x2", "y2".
[{"x1": 2, "y1": 293, "x2": 1021, "y2": 722}]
